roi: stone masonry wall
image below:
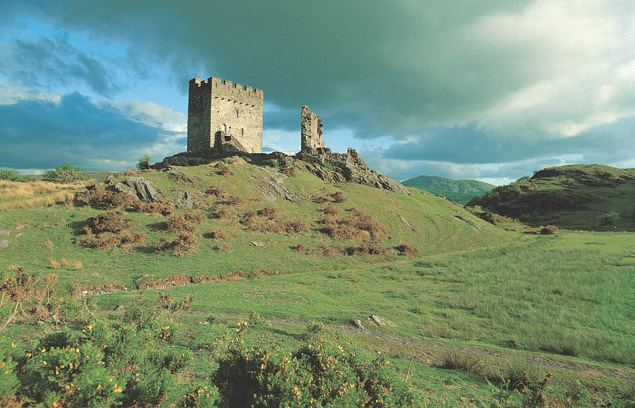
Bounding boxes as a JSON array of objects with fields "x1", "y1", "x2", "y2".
[
  {"x1": 187, "y1": 77, "x2": 263, "y2": 154},
  {"x1": 300, "y1": 106, "x2": 324, "y2": 152}
]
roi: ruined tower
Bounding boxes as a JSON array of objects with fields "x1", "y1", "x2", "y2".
[
  {"x1": 300, "y1": 106, "x2": 325, "y2": 153},
  {"x1": 187, "y1": 77, "x2": 263, "y2": 154}
]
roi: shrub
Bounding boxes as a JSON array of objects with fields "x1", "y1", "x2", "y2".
[
  {"x1": 42, "y1": 164, "x2": 87, "y2": 183},
  {"x1": 75, "y1": 186, "x2": 136, "y2": 210},
  {"x1": 214, "y1": 242, "x2": 232, "y2": 252},
  {"x1": 206, "y1": 230, "x2": 227, "y2": 240},
  {"x1": 324, "y1": 204, "x2": 339, "y2": 216},
  {"x1": 0, "y1": 347, "x2": 19, "y2": 402},
  {"x1": 130, "y1": 201, "x2": 173, "y2": 216},
  {"x1": 0, "y1": 168, "x2": 21, "y2": 181},
  {"x1": 345, "y1": 243, "x2": 389, "y2": 256},
  {"x1": 279, "y1": 220, "x2": 309, "y2": 234},
  {"x1": 165, "y1": 213, "x2": 203, "y2": 233},
  {"x1": 256, "y1": 207, "x2": 277, "y2": 219},
  {"x1": 330, "y1": 191, "x2": 346, "y2": 203},
  {"x1": 214, "y1": 332, "x2": 417, "y2": 407},
  {"x1": 599, "y1": 211, "x2": 620, "y2": 226},
  {"x1": 160, "y1": 232, "x2": 199, "y2": 256},
  {"x1": 215, "y1": 164, "x2": 233, "y2": 176},
  {"x1": 322, "y1": 209, "x2": 387, "y2": 241},
  {"x1": 205, "y1": 186, "x2": 225, "y2": 198},
  {"x1": 0, "y1": 267, "x2": 86, "y2": 328},
  {"x1": 84, "y1": 211, "x2": 132, "y2": 234},
  {"x1": 2, "y1": 320, "x2": 195, "y2": 407},
  {"x1": 395, "y1": 243, "x2": 418, "y2": 257},
  {"x1": 79, "y1": 211, "x2": 145, "y2": 251},
  {"x1": 540, "y1": 225, "x2": 560, "y2": 235},
  {"x1": 211, "y1": 206, "x2": 236, "y2": 220},
  {"x1": 136, "y1": 155, "x2": 152, "y2": 170}
]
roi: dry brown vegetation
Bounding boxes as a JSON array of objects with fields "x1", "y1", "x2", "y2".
[
  {"x1": 540, "y1": 225, "x2": 560, "y2": 235},
  {"x1": 210, "y1": 206, "x2": 238, "y2": 220},
  {"x1": 130, "y1": 201, "x2": 173, "y2": 216},
  {"x1": 345, "y1": 243, "x2": 390, "y2": 256},
  {"x1": 78, "y1": 211, "x2": 145, "y2": 252},
  {"x1": 0, "y1": 267, "x2": 82, "y2": 328},
  {"x1": 323, "y1": 204, "x2": 339, "y2": 216},
  {"x1": 205, "y1": 186, "x2": 226, "y2": 198},
  {"x1": 75, "y1": 185, "x2": 136, "y2": 209},
  {"x1": 214, "y1": 242, "x2": 232, "y2": 252},
  {"x1": 330, "y1": 191, "x2": 346, "y2": 203},
  {"x1": 242, "y1": 209, "x2": 309, "y2": 234},
  {"x1": 0, "y1": 180, "x2": 80, "y2": 210},
  {"x1": 321, "y1": 208, "x2": 387, "y2": 241},
  {"x1": 395, "y1": 243, "x2": 418, "y2": 257},
  {"x1": 214, "y1": 163, "x2": 233, "y2": 176},
  {"x1": 205, "y1": 230, "x2": 227, "y2": 239},
  {"x1": 165, "y1": 213, "x2": 204, "y2": 233},
  {"x1": 159, "y1": 232, "x2": 199, "y2": 256}
]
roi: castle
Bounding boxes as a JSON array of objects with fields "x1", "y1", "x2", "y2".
[{"x1": 187, "y1": 76, "x2": 325, "y2": 155}]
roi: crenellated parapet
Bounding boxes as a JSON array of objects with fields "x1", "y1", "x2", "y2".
[{"x1": 187, "y1": 76, "x2": 264, "y2": 154}]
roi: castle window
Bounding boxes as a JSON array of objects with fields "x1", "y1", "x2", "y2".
[
  {"x1": 241, "y1": 128, "x2": 244, "y2": 136},
  {"x1": 236, "y1": 109, "x2": 240, "y2": 118}
]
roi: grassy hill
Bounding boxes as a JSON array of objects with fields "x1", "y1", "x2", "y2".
[
  {"x1": 0, "y1": 158, "x2": 633, "y2": 406},
  {"x1": 469, "y1": 164, "x2": 635, "y2": 231},
  {"x1": 403, "y1": 175, "x2": 494, "y2": 204}
]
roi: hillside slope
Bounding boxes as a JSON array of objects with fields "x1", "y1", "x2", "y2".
[
  {"x1": 402, "y1": 175, "x2": 494, "y2": 204},
  {"x1": 469, "y1": 164, "x2": 635, "y2": 230},
  {"x1": 0, "y1": 156, "x2": 512, "y2": 288}
]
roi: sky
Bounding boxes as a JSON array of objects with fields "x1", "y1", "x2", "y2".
[{"x1": 1, "y1": 1, "x2": 634, "y2": 184}]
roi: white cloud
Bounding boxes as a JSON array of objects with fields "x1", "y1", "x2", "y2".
[{"x1": 0, "y1": 82, "x2": 61, "y2": 105}]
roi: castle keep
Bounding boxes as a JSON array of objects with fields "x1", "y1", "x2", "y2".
[{"x1": 187, "y1": 77, "x2": 264, "y2": 154}]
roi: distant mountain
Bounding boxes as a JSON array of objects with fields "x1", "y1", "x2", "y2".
[
  {"x1": 402, "y1": 175, "x2": 495, "y2": 204},
  {"x1": 468, "y1": 164, "x2": 635, "y2": 231}
]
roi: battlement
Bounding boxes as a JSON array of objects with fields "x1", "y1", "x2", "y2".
[
  {"x1": 188, "y1": 75, "x2": 264, "y2": 155},
  {"x1": 189, "y1": 77, "x2": 263, "y2": 101}
]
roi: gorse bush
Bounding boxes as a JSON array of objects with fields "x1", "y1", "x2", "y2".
[
  {"x1": 42, "y1": 164, "x2": 87, "y2": 183},
  {"x1": 0, "y1": 168, "x2": 21, "y2": 181},
  {"x1": 0, "y1": 318, "x2": 211, "y2": 407},
  {"x1": 0, "y1": 267, "x2": 86, "y2": 329},
  {"x1": 214, "y1": 324, "x2": 417, "y2": 407}
]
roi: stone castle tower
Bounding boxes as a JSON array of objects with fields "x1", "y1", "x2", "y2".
[{"x1": 187, "y1": 77, "x2": 263, "y2": 154}]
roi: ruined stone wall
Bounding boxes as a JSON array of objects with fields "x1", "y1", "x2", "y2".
[
  {"x1": 187, "y1": 77, "x2": 263, "y2": 154},
  {"x1": 300, "y1": 106, "x2": 324, "y2": 152}
]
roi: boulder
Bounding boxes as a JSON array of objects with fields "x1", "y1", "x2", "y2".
[
  {"x1": 175, "y1": 191, "x2": 196, "y2": 209},
  {"x1": 350, "y1": 319, "x2": 364, "y2": 330},
  {"x1": 122, "y1": 177, "x2": 163, "y2": 202}
]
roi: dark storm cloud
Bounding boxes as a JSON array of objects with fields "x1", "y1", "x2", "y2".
[
  {"x1": 2, "y1": 0, "x2": 635, "y2": 178},
  {"x1": 0, "y1": 36, "x2": 118, "y2": 96},
  {"x1": 0, "y1": 0, "x2": 530, "y2": 136},
  {"x1": 0, "y1": 93, "x2": 181, "y2": 170}
]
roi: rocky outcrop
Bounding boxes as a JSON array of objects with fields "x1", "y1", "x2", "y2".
[
  {"x1": 156, "y1": 147, "x2": 409, "y2": 195},
  {"x1": 120, "y1": 177, "x2": 163, "y2": 202},
  {"x1": 296, "y1": 148, "x2": 409, "y2": 194}
]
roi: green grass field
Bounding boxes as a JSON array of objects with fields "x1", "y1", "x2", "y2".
[{"x1": 1, "y1": 160, "x2": 633, "y2": 406}]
